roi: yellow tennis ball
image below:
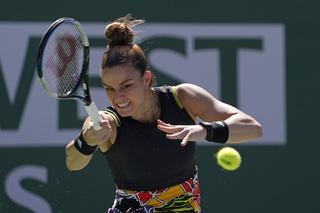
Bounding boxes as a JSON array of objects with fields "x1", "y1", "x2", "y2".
[{"x1": 216, "y1": 147, "x2": 241, "y2": 171}]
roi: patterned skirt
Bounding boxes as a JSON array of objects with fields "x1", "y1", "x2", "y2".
[{"x1": 107, "y1": 173, "x2": 201, "y2": 213}]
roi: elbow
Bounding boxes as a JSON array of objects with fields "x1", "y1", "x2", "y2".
[
  {"x1": 65, "y1": 148, "x2": 76, "y2": 171},
  {"x1": 66, "y1": 163, "x2": 74, "y2": 171},
  {"x1": 66, "y1": 160, "x2": 78, "y2": 171},
  {"x1": 240, "y1": 115, "x2": 263, "y2": 140},
  {"x1": 244, "y1": 115, "x2": 263, "y2": 139},
  {"x1": 65, "y1": 149, "x2": 85, "y2": 171},
  {"x1": 65, "y1": 154, "x2": 86, "y2": 171},
  {"x1": 254, "y1": 121, "x2": 263, "y2": 139}
]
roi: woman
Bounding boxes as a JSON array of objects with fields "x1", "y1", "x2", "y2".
[{"x1": 65, "y1": 15, "x2": 262, "y2": 213}]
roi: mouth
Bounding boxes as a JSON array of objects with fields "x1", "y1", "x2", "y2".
[{"x1": 116, "y1": 101, "x2": 130, "y2": 109}]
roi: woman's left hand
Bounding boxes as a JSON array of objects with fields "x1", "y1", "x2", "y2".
[{"x1": 157, "y1": 119, "x2": 207, "y2": 146}]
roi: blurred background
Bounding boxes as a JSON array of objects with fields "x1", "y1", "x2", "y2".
[{"x1": 1, "y1": 0, "x2": 319, "y2": 212}]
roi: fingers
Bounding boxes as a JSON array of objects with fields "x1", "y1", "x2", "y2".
[
  {"x1": 100, "y1": 119, "x2": 111, "y2": 132},
  {"x1": 181, "y1": 133, "x2": 191, "y2": 146},
  {"x1": 84, "y1": 118, "x2": 112, "y2": 146},
  {"x1": 157, "y1": 119, "x2": 183, "y2": 134},
  {"x1": 89, "y1": 118, "x2": 111, "y2": 132},
  {"x1": 157, "y1": 119, "x2": 191, "y2": 146},
  {"x1": 166, "y1": 131, "x2": 191, "y2": 146},
  {"x1": 167, "y1": 132, "x2": 191, "y2": 146},
  {"x1": 157, "y1": 119, "x2": 167, "y2": 126},
  {"x1": 165, "y1": 131, "x2": 184, "y2": 139}
]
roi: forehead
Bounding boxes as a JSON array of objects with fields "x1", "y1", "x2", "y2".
[{"x1": 101, "y1": 64, "x2": 141, "y2": 85}]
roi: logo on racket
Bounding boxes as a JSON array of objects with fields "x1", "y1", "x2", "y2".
[{"x1": 46, "y1": 34, "x2": 78, "y2": 78}]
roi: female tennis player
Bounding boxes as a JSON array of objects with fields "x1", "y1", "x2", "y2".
[{"x1": 65, "y1": 15, "x2": 262, "y2": 213}]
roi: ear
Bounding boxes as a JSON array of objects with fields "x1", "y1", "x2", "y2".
[{"x1": 143, "y1": 70, "x2": 153, "y2": 86}]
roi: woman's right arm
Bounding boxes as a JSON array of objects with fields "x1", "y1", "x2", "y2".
[
  {"x1": 65, "y1": 140, "x2": 94, "y2": 171},
  {"x1": 65, "y1": 113, "x2": 116, "y2": 171}
]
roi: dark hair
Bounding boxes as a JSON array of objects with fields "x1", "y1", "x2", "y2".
[{"x1": 101, "y1": 15, "x2": 148, "y2": 78}]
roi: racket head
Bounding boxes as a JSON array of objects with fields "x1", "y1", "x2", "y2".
[{"x1": 36, "y1": 17, "x2": 90, "y2": 102}]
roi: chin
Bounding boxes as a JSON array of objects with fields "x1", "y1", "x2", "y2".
[
  {"x1": 118, "y1": 111, "x2": 131, "y2": 117},
  {"x1": 114, "y1": 107, "x2": 133, "y2": 117}
]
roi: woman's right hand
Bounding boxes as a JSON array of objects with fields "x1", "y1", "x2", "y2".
[{"x1": 82, "y1": 117, "x2": 112, "y2": 147}]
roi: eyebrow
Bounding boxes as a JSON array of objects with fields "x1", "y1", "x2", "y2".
[{"x1": 102, "y1": 79, "x2": 133, "y2": 88}]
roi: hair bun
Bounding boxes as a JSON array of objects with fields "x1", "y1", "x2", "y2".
[
  {"x1": 104, "y1": 15, "x2": 145, "y2": 46},
  {"x1": 104, "y1": 22, "x2": 134, "y2": 46}
]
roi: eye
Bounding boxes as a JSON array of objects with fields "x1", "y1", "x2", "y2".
[
  {"x1": 121, "y1": 84, "x2": 131, "y2": 90},
  {"x1": 104, "y1": 87, "x2": 114, "y2": 92}
]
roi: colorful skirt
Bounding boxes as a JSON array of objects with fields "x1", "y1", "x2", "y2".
[{"x1": 107, "y1": 173, "x2": 201, "y2": 213}]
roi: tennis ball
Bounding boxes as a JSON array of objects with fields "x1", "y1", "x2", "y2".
[{"x1": 215, "y1": 147, "x2": 241, "y2": 171}]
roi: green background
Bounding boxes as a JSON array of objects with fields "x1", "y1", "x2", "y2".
[{"x1": 1, "y1": 0, "x2": 319, "y2": 212}]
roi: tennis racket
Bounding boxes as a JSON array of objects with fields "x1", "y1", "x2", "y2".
[{"x1": 36, "y1": 17, "x2": 101, "y2": 130}]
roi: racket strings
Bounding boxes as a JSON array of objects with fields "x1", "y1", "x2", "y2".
[{"x1": 42, "y1": 24, "x2": 84, "y2": 96}]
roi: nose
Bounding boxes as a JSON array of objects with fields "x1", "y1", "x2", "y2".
[{"x1": 112, "y1": 90, "x2": 125, "y2": 102}]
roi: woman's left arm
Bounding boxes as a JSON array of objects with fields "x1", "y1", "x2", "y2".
[
  {"x1": 177, "y1": 83, "x2": 262, "y2": 143},
  {"x1": 157, "y1": 83, "x2": 262, "y2": 144}
]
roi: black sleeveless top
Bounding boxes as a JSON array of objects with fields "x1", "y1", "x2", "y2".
[{"x1": 102, "y1": 86, "x2": 196, "y2": 191}]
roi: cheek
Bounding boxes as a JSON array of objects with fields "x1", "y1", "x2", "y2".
[
  {"x1": 126, "y1": 90, "x2": 141, "y2": 103},
  {"x1": 105, "y1": 90, "x2": 136, "y2": 105},
  {"x1": 127, "y1": 87, "x2": 145, "y2": 104}
]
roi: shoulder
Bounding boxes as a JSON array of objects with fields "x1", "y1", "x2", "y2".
[
  {"x1": 174, "y1": 83, "x2": 222, "y2": 119},
  {"x1": 103, "y1": 107, "x2": 121, "y2": 127},
  {"x1": 154, "y1": 85, "x2": 184, "y2": 109},
  {"x1": 173, "y1": 83, "x2": 211, "y2": 119},
  {"x1": 154, "y1": 84, "x2": 199, "y2": 99},
  {"x1": 175, "y1": 83, "x2": 214, "y2": 103}
]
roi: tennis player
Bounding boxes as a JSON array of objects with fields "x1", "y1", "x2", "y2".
[{"x1": 65, "y1": 15, "x2": 262, "y2": 213}]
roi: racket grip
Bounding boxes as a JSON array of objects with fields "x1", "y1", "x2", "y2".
[{"x1": 84, "y1": 102, "x2": 101, "y2": 130}]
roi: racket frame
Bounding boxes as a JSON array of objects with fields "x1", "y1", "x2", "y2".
[{"x1": 36, "y1": 17, "x2": 101, "y2": 130}]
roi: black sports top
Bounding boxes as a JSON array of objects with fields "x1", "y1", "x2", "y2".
[{"x1": 102, "y1": 86, "x2": 196, "y2": 191}]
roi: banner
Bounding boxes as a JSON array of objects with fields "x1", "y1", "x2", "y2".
[{"x1": 0, "y1": 22, "x2": 286, "y2": 146}]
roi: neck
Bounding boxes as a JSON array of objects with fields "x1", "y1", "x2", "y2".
[{"x1": 132, "y1": 88, "x2": 160, "y2": 123}]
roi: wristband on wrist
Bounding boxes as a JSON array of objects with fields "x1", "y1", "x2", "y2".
[
  {"x1": 199, "y1": 121, "x2": 229, "y2": 143},
  {"x1": 74, "y1": 130, "x2": 98, "y2": 155}
]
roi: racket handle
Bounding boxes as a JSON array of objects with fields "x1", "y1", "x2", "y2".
[{"x1": 84, "y1": 102, "x2": 101, "y2": 130}]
